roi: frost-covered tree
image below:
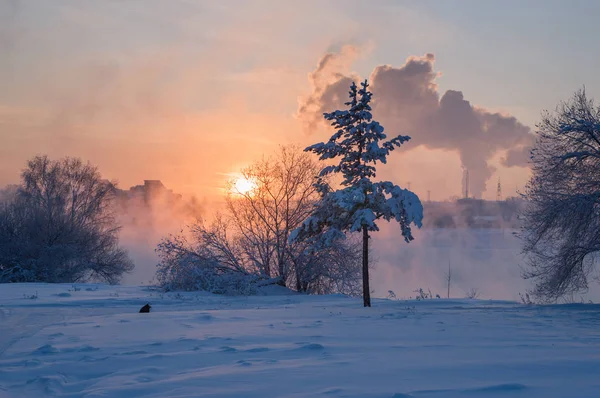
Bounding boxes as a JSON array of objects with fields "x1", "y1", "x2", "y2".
[
  {"x1": 0, "y1": 156, "x2": 134, "y2": 283},
  {"x1": 291, "y1": 80, "x2": 423, "y2": 307},
  {"x1": 522, "y1": 89, "x2": 600, "y2": 302}
]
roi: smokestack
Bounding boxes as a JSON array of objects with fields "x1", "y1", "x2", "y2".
[
  {"x1": 496, "y1": 178, "x2": 502, "y2": 201},
  {"x1": 463, "y1": 169, "x2": 469, "y2": 199}
]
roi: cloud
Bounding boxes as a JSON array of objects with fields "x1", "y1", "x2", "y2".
[
  {"x1": 298, "y1": 51, "x2": 535, "y2": 197},
  {"x1": 297, "y1": 44, "x2": 362, "y2": 132}
]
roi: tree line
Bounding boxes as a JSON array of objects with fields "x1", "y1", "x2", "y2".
[{"x1": 2, "y1": 82, "x2": 600, "y2": 304}]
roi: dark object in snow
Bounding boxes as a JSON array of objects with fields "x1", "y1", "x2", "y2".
[{"x1": 139, "y1": 303, "x2": 151, "y2": 313}]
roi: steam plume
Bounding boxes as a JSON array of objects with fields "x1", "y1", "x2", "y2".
[{"x1": 298, "y1": 50, "x2": 534, "y2": 197}]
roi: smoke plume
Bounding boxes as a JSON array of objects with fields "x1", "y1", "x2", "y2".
[{"x1": 298, "y1": 49, "x2": 535, "y2": 197}]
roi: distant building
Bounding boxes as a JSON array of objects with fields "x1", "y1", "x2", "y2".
[
  {"x1": 115, "y1": 180, "x2": 182, "y2": 206},
  {"x1": 110, "y1": 180, "x2": 196, "y2": 230},
  {"x1": 423, "y1": 197, "x2": 525, "y2": 229}
]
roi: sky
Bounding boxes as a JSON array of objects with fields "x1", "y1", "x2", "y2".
[{"x1": 2, "y1": 0, "x2": 600, "y2": 202}]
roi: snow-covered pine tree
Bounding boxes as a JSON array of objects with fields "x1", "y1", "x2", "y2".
[{"x1": 291, "y1": 80, "x2": 423, "y2": 307}]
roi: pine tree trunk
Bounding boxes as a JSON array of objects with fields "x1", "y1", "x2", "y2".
[{"x1": 362, "y1": 225, "x2": 371, "y2": 307}]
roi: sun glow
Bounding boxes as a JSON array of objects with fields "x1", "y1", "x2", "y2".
[{"x1": 232, "y1": 176, "x2": 258, "y2": 195}]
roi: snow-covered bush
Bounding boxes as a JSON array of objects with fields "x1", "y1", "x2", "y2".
[
  {"x1": 155, "y1": 224, "x2": 265, "y2": 295},
  {"x1": 156, "y1": 256, "x2": 264, "y2": 296},
  {"x1": 155, "y1": 212, "x2": 360, "y2": 296}
]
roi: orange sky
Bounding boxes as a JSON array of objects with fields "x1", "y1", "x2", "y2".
[{"x1": 0, "y1": 1, "x2": 536, "y2": 204}]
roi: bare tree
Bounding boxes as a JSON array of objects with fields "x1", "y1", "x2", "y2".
[
  {"x1": 0, "y1": 156, "x2": 133, "y2": 283},
  {"x1": 226, "y1": 145, "x2": 319, "y2": 286},
  {"x1": 521, "y1": 89, "x2": 600, "y2": 302},
  {"x1": 445, "y1": 261, "x2": 452, "y2": 299},
  {"x1": 156, "y1": 145, "x2": 362, "y2": 295},
  {"x1": 155, "y1": 216, "x2": 265, "y2": 294}
]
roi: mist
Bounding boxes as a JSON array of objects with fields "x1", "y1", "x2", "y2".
[
  {"x1": 373, "y1": 225, "x2": 528, "y2": 301},
  {"x1": 112, "y1": 181, "x2": 206, "y2": 286},
  {"x1": 372, "y1": 224, "x2": 600, "y2": 303}
]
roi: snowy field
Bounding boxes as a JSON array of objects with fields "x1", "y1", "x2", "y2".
[{"x1": 1, "y1": 284, "x2": 600, "y2": 398}]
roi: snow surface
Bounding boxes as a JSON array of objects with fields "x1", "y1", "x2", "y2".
[{"x1": 1, "y1": 284, "x2": 600, "y2": 397}]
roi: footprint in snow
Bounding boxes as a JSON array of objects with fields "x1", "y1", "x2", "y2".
[
  {"x1": 79, "y1": 356, "x2": 110, "y2": 363},
  {"x1": 77, "y1": 345, "x2": 99, "y2": 352},
  {"x1": 407, "y1": 383, "x2": 527, "y2": 396},
  {"x1": 197, "y1": 313, "x2": 214, "y2": 321},
  {"x1": 467, "y1": 383, "x2": 528, "y2": 393},
  {"x1": 236, "y1": 359, "x2": 277, "y2": 367},
  {"x1": 62, "y1": 345, "x2": 99, "y2": 353},
  {"x1": 322, "y1": 387, "x2": 344, "y2": 395},
  {"x1": 177, "y1": 338, "x2": 200, "y2": 344},
  {"x1": 120, "y1": 350, "x2": 148, "y2": 356},
  {"x1": 12, "y1": 359, "x2": 42, "y2": 368},
  {"x1": 245, "y1": 347, "x2": 269, "y2": 353},
  {"x1": 299, "y1": 343, "x2": 324, "y2": 350},
  {"x1": 33, "y1": 344, "x2": 58, "y2": 355},
  {"x1": 145, "y1": 354, "x2": 165, "y2": 360}
]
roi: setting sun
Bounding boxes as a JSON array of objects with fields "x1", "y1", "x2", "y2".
[{"x1": 232, "y1": 175, "x2": 258, "y2": 195}]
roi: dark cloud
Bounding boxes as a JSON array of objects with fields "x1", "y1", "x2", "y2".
[{"x1": 298, "y1": 51, "x2": 535, "y2": 197}]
